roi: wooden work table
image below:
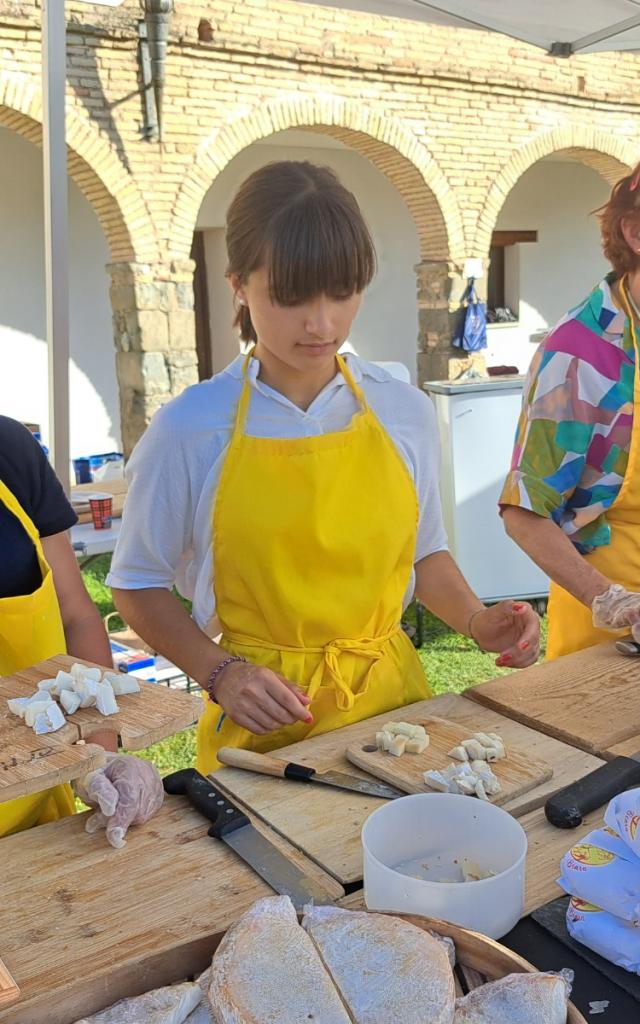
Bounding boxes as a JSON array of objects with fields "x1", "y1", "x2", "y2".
[
  {"x1": 0, "y1": 677, "x2": 625, "y2": 1023},
  {"x1": 469, "y1": 640, "x2": 640, "y2": 758}
]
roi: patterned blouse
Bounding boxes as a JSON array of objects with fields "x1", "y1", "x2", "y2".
[{"x1": 500, "y1": 274, "x2": 637, "y2": 553}]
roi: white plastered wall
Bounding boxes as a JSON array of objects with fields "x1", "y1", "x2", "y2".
[
  {"x1": 485, "y1": 158, "x2": 610, "y2": 373},
  {"x1": 196, "y1": 130, "x2": 421, "y2": 380},
  {"x1": 0, "y1": 128, "x2": 120, "y2": 462}
]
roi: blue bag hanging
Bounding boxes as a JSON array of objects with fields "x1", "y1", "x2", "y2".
[{"x1": 453, "y1": 278, "x2": 487, "y2": 352}]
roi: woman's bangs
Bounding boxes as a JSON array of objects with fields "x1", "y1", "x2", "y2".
[{"x1": 266, "y1": 194, "x2": 375, "y2": 307}]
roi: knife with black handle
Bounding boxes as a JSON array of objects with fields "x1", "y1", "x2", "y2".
[
  {"x1": 163, "y1": 768, "x2": 335, "y2": 908},
  {"x1": 544, "y1": 751, "x2": 640, "y2": 828}
]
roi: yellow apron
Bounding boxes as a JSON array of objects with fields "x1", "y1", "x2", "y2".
[
  {"x1": 0, "y1": 479, "x2": 75, "y2": 837},
  {"x1": 197, "y1": 354, "x2": 430, "y2": 773},
  {"x1": 546, "y1": 278, "x2": 640, "y2": 660}
]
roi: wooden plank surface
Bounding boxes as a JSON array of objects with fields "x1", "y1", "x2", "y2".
[
  {"x1": 0, "y1": 797, "x2": 343, "y2": 1024},
  {"x1": 72, "y1": 478, "x2": 127, "y2": 523},
  {"x1": 346, "y1": 714, "x2": 552, "y2": 804},
  {"x1": 469, "y1": 641, "x2": 640, "y2": 757},
  {"x1": 0, "y1": 656, "x2": 202, "y2": 755},
  {"x1": 214, "y1": 693, "x2": 605, "y2": 885},
  {"x1": 338, "y1": 800, "x2": 600, "y2": 919}
]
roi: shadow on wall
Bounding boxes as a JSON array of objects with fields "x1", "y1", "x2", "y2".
[{"x1": 0, "y1": 128, "x2": 120, "y2": 455}]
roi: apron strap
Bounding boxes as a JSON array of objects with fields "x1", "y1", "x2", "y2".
[
  {"x1": 222, "y1": 624, "x2": 400, "y2": 711},
  {"x1": 232, "y1": 350, "x2": 371, "y2": 440},
  {"x1": 0, "y1": 479, "x2": 44, "y2": 552}
]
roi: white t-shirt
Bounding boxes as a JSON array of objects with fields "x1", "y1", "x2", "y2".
[{"x1": 107, "y1": 354, "x2": 449, "y2": 630}]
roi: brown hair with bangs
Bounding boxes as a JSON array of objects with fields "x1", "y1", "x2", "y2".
[
  {"x1": 598, "y1": 161, "x2": 640, "y2": 276},
  {"x1": 225, "y1": 161, "x2": 377, "y2": 343}
]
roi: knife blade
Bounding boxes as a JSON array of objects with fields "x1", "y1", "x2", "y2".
[
  {"x1": 163, "y1": 768, "x2": 333, "y2": 909},
  {"x1": 615, "y1": 635, "x2": 640, "y2": 656},
  {"x1": 544, "y1": 751, "x2": 640, "y2": 828},
  {"x1": 217, "y1": 747, "x2": 404, "y2": 800}
]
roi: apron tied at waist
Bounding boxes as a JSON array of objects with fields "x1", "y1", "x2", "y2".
[{"x1": 221, "y1": 623, "x2": 401, "y2": 711}]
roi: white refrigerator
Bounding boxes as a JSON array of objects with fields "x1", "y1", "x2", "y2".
[{"x1": 423, "y1": 377, "x2": 549, "y2": 604}]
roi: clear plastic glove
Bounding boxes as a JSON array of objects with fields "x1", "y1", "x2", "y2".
[
  {"x1": 74, "y1": 754, "x2": 164, "y2": 849},
  {"x1": 591, "y1": 584, "x2": 640, "y2": 641}
]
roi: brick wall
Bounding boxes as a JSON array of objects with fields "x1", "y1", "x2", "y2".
[{"x1": 2, "y1": 0, "x2": 640, "y2": 446}]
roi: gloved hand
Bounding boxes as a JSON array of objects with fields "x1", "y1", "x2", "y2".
[
  {"x1": 75, "y1": 754, "x2": 164, "y2": 849},
  {"x1": 591, "y1": 583, "x2": 640, "y2": 641}
]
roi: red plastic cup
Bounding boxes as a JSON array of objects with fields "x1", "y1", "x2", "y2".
[{"x1": 89, "y1": 494, "x2": 113, "y2": 530}]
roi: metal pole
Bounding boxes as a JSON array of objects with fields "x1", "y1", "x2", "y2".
[{"x1": 42, "y1": 0, "x2": 70, "y2": 492}]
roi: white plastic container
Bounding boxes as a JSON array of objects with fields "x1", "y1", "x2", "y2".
[{"x1": 362, "y1": 793, "x2": 527, "y2": 939}]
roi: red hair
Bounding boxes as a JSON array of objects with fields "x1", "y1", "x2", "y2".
[{"x1": 598, "y1": 161, "x2": 640, "y2": 275}]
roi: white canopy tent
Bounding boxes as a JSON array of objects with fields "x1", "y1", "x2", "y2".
[
  {"x1": 294, "y1": 0, "x2": 640, "y2": 56},
  {"x1": 43, "y1": 1, "x2": 639, "y2": 489}
]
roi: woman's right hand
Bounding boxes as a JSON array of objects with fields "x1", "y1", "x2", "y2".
[
  {"x1": 592, "y1": 583, "x2": 640, "y2": 640},
  {"x1": 213, "y1": 661, "x2": 313, "y2": 734}
]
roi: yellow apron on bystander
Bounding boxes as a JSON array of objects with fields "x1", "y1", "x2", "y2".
[
  {"x1": 547, "y1": 278, "x2": 640, "y2": 660},
  {"x1": 0, "y1": 479, "x2": 75, "y2": 837},
  {"x1": 197, "y1": 354, "x2": 430, "y2": 773}
]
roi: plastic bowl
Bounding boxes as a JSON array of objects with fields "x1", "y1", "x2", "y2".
[{"x1": 362, "y1": 792, "x2": 527, "y2": 939}]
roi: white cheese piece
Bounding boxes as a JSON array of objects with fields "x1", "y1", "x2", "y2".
[
  {"x1": 383, "y1": 721, "x2": 401, "y2": 735},
  {"x1": 7, "y1": 697, "x2": 29, "y2": 717},
  {"x1": 394, "y1": 722, "x2": 416, "y2": 737},
  {"x1": 37, "y1": 677, "x2": 59, "y2": 693},
  {"x1": 375, "y1": 731, "x2": 387, "y2": 750},
  {"x1": 475, "y1": 779, "x2": 489, "y2": 801},
  {"x1": 456, "y1": 778, "x2": 477, "y2": 795},
  {"x1": 405, "y1": 736, "x2": 429, "y2": 754},
  {"x1": 104, "y1": 671, "x2": 140, "y2": 696},
  {"x1": 448, "y1": 745, "x2": 469, "y2": 762},
  {"x1": 462, "y1": 739, "x2": 487, "y2": 761},
  {"x1": 53, "y1": 670, "x2": 76, "y2": 695},
  {"x1": 484, "y1": 745, "x2": 503, "y2": 762},
  {"x1": 70, "y1": 662, "x2": 101, "y2": 682},
  {"x1": 24, "y1": 698, "x2": 54, "y2": 727},
  {"x1": 472, "y1": 731, "x2": 496, "y2": 749},
  {"x1": 95, "y1": 681, "x2": 119, "y2": 716},
  {"x1": 388, "y1": 735, "x2": 407, "y2": 757},
  {"x1": 60, "y1": 689, "x2": 82, "y2": 715},
  {"x1": 423, "y1": 770, "x2": 450, "y2": 792},
  {"x1": 381, "y1": 731, "x2": 394, "y2": 752},
  {"x1": 74, "y1": 678, "x2": 98, "y2": 708},
  {"x1": 33, "y1": 702, "x2": 66, "y2": 734}
]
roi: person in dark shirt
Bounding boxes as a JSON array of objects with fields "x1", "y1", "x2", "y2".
[{"x1": 0, "y1": 416, "x2": 112, "y2": 835}]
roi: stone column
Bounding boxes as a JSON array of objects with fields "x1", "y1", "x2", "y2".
[
  {"x1": 415, "y1": 260, "x2": 487, "y2": 384},
  {"x1": 108, "y1": 260, "x2": 199, "y2": 456}
]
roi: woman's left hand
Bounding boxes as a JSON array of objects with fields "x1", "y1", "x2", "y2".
[{"x1": 471, "y1": 601, "x2": 540, "y2": 668}]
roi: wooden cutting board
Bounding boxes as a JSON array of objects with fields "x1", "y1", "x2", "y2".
[
  {"x1": 0, "y1": 701, "x2": 105, "y2": 802},
  {"x1": 469, "y1": 641, "x2": 640, "y2": 758},
  {"x1": 0, "y1": 959, "x2": 19, "y2": 1010},
  {"x1": 346, "y1": 714, "x2": 553, "y2": 803},
  {"x1": 0, "y1": 657, "x2": 202, "y2": 799},
  {"x1": 0, "y1": 797, "x2": 343, "y2": 1024},
  {"x1": 214, "y1": 693, "x2": 604, "y2": 886}
]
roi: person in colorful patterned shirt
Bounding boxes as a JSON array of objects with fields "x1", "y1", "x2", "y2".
[{"x1": 501, "y1": 162, "x2": 640, "y2": 659}]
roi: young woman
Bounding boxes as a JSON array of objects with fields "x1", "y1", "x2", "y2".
[
  {"x1": 0, "y1": 416, "x2": 112, "y2": 835},
  {"x1": 501, "y1": 162, "x2": 640, "y2": 659},
  {"x1": 109, "y1": 161, "x2": 539, "y2": 773}
]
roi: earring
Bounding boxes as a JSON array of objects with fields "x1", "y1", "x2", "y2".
[{"x1": 237, "y1": 297, "x2": 247, "y2": 306}]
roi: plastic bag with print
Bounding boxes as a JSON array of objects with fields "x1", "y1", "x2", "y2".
[
  {"x1": 557, "y1": 826, "x2": 640, "y2": 922},
  {"x1": 604, "y1": 786, "x2": 640, "y2": 860},
  {"x1": 566, "y1": 897, "x2": 640, "y2": 975}
]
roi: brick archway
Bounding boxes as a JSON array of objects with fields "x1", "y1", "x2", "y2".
[
  {"x1": 0, "y1": 70, "x2": 157, "y2": 262},
  {"x1": 168, "y1": 94, "x2": 465, "y2": 264},
  {"x1": 474, "y1": 125, "x2": 635, "y2": 257}
]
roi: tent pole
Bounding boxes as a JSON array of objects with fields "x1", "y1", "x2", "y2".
[{"x1": 42, "y1": 0, "x2": 71, "y2": 493}]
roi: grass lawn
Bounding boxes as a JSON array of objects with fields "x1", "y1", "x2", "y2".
[{"x1": 82, "y1": 555, "x2": 547, "y2": 777}]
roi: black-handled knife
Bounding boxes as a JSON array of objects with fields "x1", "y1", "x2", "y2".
[
  {"x1": 544, "y1": 751, "x2": 640, "y2": 828},
  {"x1": 163, "y1": 769, "x2": 334, "y2": 908}
]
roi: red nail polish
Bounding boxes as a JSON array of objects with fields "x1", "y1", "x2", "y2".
[
  {"x1": 501, "y1": 654, "x2": 513, "y2": 662},
  {"x1": 513, "y1": 603, "x2": 525, "y2": 611},
  {"x1": 519, "y1": 641, "x2": 529, "y2": 650}
]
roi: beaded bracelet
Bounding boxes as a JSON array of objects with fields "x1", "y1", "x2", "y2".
[{"x1": 206, "y1": 655, "x2": 247, "y2": 704}]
